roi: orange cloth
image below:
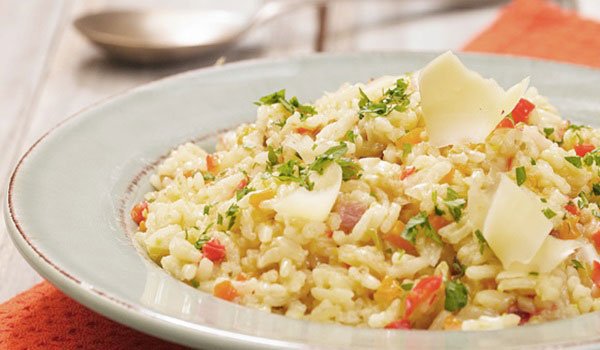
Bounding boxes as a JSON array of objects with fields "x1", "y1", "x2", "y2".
[
  {"x1": 464, "y1": 0, "x2": 600, "y2": 67},
  {"x1": 3, "y1": 1, "x2": 600, "y2": 348},
  {"x1": 0, "y1": 282, "x2": 186, "y2": 349}
]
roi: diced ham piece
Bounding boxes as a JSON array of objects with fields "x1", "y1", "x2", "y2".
[{"x1": 338, "y1": 201, "x2": 368, "y2": 233}]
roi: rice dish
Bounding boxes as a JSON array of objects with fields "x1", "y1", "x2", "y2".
[{"x1": 132, "y1": 52, "x2": 600, "y2": 330}]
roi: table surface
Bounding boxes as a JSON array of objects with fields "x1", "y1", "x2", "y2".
[{"x1": 1, "y1": 0, "x2": 599, "y2": 303}]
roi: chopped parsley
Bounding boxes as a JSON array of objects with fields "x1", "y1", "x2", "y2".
[
  {"x1": 515, "y1": 166, "x2": 526, "y2": 186},
  {"x1": 217, "y1": 214, "x2": 223, "y2": 226},
  {"x1": 577, "y1": 191, "x2": 589, "y2": 209},
  {"x1": 565, "y1": 156, "x2": 582, "y2": 169},
  {"x1": 193, "y1": 223, "x2": 214, "y2": 249},
  {"x1": 542, "y1": 208, "x2": 556, "y2": 219},
  {"x1": 445, "y1": 280, "x2": 468, "y2": 312},
  {"x1": 343, "y1": 130, "x2": 357, "y2": 143},
  {"x1": 452, "y1": 259, "x2": 466, "y2": 278},
  {"x1": 402, "y1": 143, "x2": 413, "y2": 159},
  {"x1": 401, "y1": 212, "x2": 442, "y2": 245},
  {"x1": 358, "y1": 79, "x2": 410, "y2": 119},
  {"x1": 474, "y1": 229, "x2": 488, "y2": 255},
  {"x1": 572, "y1": 259, "x2": 584, "y2": 270},
  {"x1": 266, "y1": 146, "x2": 281, "y2": 170},
  {"x1": 530, "y1": 158, "x2": 537, "y2": 166},
  {"x1": 225, "y1": 203, "x2": 239, "y2": 230},
  {"x1": 202, "y1": 172, "x2": 215, "y2": 182},
  {"x1": 401, "y1": 282, "x2": 414, "y2": 291},
  {"x1": 593, "y1": 183, "x2": 600, "y2": 196},
  {"x1": 308, "y1": 143, "x2": 362, "y2": 181},
  {"x1": 567, "y1": 124, "x2": 586, "y2": 131},
  {"x1": 255, "y1": 89, "x2": 317, "y2": 121},
  {"x1": 203, "y1": 204, "x2": 212, "y2": 215},
  {"x1": 543, "y1": 127, "x2": 554, "y2": 137},
  {"x1": 236, "y1": 186, "x2": 255, "y2": 201},
  {"x1": 529, "y1": 272, "x2": 539, "y2": 276},
  {"x1": 443, "y1": 188, "x2": 466, "y2": 222}
]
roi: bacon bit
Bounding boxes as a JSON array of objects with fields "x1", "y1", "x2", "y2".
[
  {"x1": 139, "y1": 221, "x2": 147, "y2": 232},
  {"x1": 214, "y1": 280, "x2": 239, "y2": 301},
  {"x1": 508, "y1": 304, "x2": 532, "y2": 325},
  {"x1": 404, "y1": 276, "x2": 443, "y2": 319},
  {"x1": 429, "y1": 215, "x2": 450, "y2": 231},
  {"x1": 374, "y1": 276, "x2": 404, "y2": 307},
  {"x1": 385, "y1": 319, "x2": 411, "y2": 330},
  {"x1": 325, "y1": 230, "x2": 334, "y2": 238},
  {"x1": 203, "y1": 239, "x2": 226, "y2": 263},
  {"x1": 592, "y1": 231, "x2": 600, "y2": 252},
  {"x1": 206, "y1": 154, "x2": 218, "y2": 174},
  {"x1": 397, "y1": 127, "x2": 424, "y2": 146},
  {"x1": 338, "y1": 201, "x2": 368, "y2": 233},
  {"x1": 506, "y1": 156, "x2": 514, "y2": 171},
  {"x1": 575, "y1": 144, "x2": 596, "y2": 157},
  {"x1": 130, "y1": 201, "x2": 148, "y2": 225},
  {"x1": 496, "y1": 117, "x2": 515, "y2": 129},
  {"x1": 593, "y1": 261, "x2": 600, "y2": 288},
  {"x1": 235, "y1": 273, "x2": 248, "y2": 281},
  {"x1": 511, "y1": 98, "x2": 535, "y2": 124},
  {"x1": 565, "y1": 203, "x2": 579, "y2": 216},
  {"x1": 400, "y1": 166, "x2": 416, "y2": 180}
]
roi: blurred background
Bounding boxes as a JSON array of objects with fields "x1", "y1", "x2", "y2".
[{"x1": 1, "y1": 0, "x2": 600, "y2": 303}]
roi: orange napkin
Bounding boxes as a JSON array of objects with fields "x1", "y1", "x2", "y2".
[
  {"x1": 3, "y1": 1, "x2": 600, "y2": 349},
  {"x1": 464, "y1": 0, "x2": 600, "y2": 67}
]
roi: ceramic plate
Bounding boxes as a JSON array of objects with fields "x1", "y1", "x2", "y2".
[{"x1": 6, "y1": 52, "x2": 600, "y2": 349}]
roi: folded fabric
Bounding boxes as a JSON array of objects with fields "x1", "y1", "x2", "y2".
[
  {"x1": 0, "y1": 282, "x2": 186, "y2": 349},
  {"x1": 3, "y1": 0, "x2": 600, "y2": 348},
  {"x1": 464, "y1": 0, "x2": 600, "y2": 67}
]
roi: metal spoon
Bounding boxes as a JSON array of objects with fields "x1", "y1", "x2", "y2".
[
  {"x1": 74, "y1": 0, "x2": 309, "y2": 64},
  {"x1": 74, "y1": 0, "x2": 504, "y2": 64}
]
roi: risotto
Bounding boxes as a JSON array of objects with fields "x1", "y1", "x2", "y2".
[{"x1": 132, "y1": 52, "x2": 600, "y2": 330}]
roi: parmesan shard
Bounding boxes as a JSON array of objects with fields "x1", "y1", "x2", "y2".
[
  {"x1": 273, "y1": 163, "x2": 342, "y2": 222},
  {"x1": 510, "y1": 236, "x2": 581, "y2": 273},
  {"x1": 419, "y1": 51, "x2": 529, "y2": 147},
  {"x1": 482, "y1": 175, "x2": 553, "y2": 268}
]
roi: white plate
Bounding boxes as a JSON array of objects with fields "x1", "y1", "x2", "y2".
[{"x1": 6, "y1": 52, "x2": 600, "y2": 349}]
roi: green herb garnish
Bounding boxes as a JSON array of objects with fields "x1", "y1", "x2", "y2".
[
  {"x1": 565, "y1": 156, "x2": 583, "y2": 169},
  {"x1": 443, "y1": 188, "x2": 466, "y2": 222},
  {"x1": 474, "y1": 229, "x2": 487, "y2": 254},
  {"x1": 401, "y1": 283, "x2": 414, "y2": 291},
  {"x1": 515, "y1": 166, "x2": 526, "y2": 186},
  {"x1": 402, "y1": 212, "x2": 442, "y2": 245},
  {"x1": 572, "y1": 259, "x2": 584, "y2": 270},
  {"x1": 543, "y1": 127, "x2": 554, "y2": 137},
  {"x1": 542, "y1": 208, "x2": 556, "y2": 219},
  {"x1": 445, "y1": 280, "x2": 468, "y2": 312},
  {"x1": 358, "y1": 79, "x2": 410, "y2": 119}
]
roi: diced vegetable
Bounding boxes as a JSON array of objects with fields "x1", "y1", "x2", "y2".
[
  {"x1": 510, "y1": 98, "x2": 535, "y2": 124},
  {"x1": 497, "y1": 117, "x2": 515, "y2": 129},
  {"x1": 574, "y1": 144, "x2": 595, "y2": 157},
  {"x1": 564, "y1": 203, "x2": 579, "y2": 216},
  {"x1": 203, "y1": 238, "x2": 226, "y2": 263},
  {"x1": 383, "y1": 232, "x2": 418, "y2": 256},
  {"x1": 404, "y1": 276, "x2": 443, "y2": 318},
  {"x1": 400, "y1": 166, "x2": 416, "y2": 180},
  {"x1": 592, "y1": 261, "x2": 600, "y2": 288},
  {"x1": 429, "y1": 215, "x2": 450, "y2": 231},
  {"x1": 214, "y1": 280, "x2": 239, "y2": 301},
  {"x1": 130, "y1": 201, "x2": 148, "y2": 225},
  {"x1": 592, "y1": 231, "x2": 600, "y2": 252},
  {"x1": 385, "y1": 319, "x2": 411, "y2": 330},
  {"x1": 206, "y1": 154, "x2": 218, "y2": 174},
  {"x1": 374, "y1": 276, "x2": 403, "y2": 306}
]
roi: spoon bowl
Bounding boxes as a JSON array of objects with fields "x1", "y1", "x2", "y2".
[{"x1": 75, "y1": 10, "x2": 250, "y2": 63}]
